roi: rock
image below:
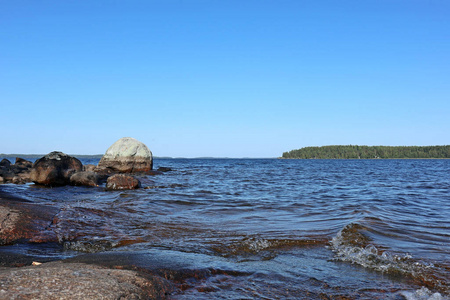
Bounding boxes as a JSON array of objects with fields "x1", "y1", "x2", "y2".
[
  {"x1": 0, "y1": 158, "x2": 33, "y2": 183},
  {"x1": 106, "y1": 174, "x2": 141, "y2": 191},
  {"x1": 70, "y1": 171, "x2": 99, "y2": 187},
  {"x1": 30, "y1": 151, "x2": 83, "y2": 186},
  {"x1": 15, "y1": 157, "x2": 33, "y2": 168},
  {"x1": 0, "y1": 176, "x2": 3, "y2": 183},
  {"x1": 0, "y1": 159, "x2": 12, "y2": 182},
  {"x1": 83, "y1": 164, "x2": 96, "y2": 172},
  {"x1": 11, "y1": 158, "x2": 32, "y2": 173},
  {"x1": 17, "y1": 172, "x2": 31, "y2": 183},
  {"x1": 0, "y1": 261, "x2": 173, "y2": 299},
  {"x1": 0, "y1": 169, "x2": 15, "y2": 182},
  {"x1": 97, "y1": 137, "x2": 153, "y2": 173},
  {"x1": 12, "y1": 176, "x2": 25, "y2": 184},
  {"x1": 0, "y1": 198, "x2": 58, "y2": 245},
  {"x1": 157, "y1": 167, "x2": 173, "y2": 172},
  {"x1": 0, "y1": 158, "x2": 11, "y2": 169}
]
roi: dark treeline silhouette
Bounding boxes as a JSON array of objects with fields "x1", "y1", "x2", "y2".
[{"x1": 282, "y1": 145, "x2": 450, "y2": 159}]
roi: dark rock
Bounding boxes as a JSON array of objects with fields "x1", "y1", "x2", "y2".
[
  {"x1": 0, "y1": 198, "x2": 58, "y2": 245},
  {"x1": 0, "y1": 169, "x2": 15, "y2": 182},
  {"x1": 15, "y1": 157, "x2": 33, "y2": 168},
  {"x1": 30, "y1": 151, "x2": 83, "y2": 186},
  {"x1": 157, "y1": 167, "x2": 173, "y2": 172},
  {"x1": 0, "y1": 158, "x2": 33, "y2": 183},
  {"x1": 11, "y1": 158, "x2": 32, "y2": 173},
  {"x1": 106, "y1": 174, "x2": 141, "y2": 191},
  {"x1": 70, "y1": 171, "x2": 99, "y2": 187},
  {"x1": 0, "y1": 261, "x2": 173, "y2": 299},
  {"x1": 0, "y1": 158, "x2": 11, "y2": 169},
  {"x1": 97, "y1": 137, "x2": 153, "y2": 173}
]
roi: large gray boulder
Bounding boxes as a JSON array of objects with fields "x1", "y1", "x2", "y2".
[
  {"x1": 96, "y1": 137, "x2": 153, "y2": 173},
  {"x1": 30, "y1": 152, "x2": 83, "y2": 186}
]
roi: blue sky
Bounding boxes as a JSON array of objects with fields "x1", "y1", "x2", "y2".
[{"x1": 1, "y1": 1, "x2": 449, "y2": 157}]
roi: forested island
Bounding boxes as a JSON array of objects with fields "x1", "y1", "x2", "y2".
[{"x1": 281, "y1": 145, "x2": 450, "y2": 159}]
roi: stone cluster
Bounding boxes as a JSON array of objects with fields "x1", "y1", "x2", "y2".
[{"x1": 0, "y1": 137, "x2": 161, "y2": 190}]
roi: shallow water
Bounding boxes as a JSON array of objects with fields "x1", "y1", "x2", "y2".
[{"x1": 1, "y1": 158, "x2": 449, "y2": 299}]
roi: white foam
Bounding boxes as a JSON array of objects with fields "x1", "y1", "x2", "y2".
[{"x1": 399, "y1": 287, "x2": 445, "y2": 300}]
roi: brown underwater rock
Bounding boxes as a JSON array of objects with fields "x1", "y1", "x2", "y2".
[
  {"x1": 106, "y1": 174, "x2": 141, "y2": 191},
  {"x1": 0, "y1": 261, "x2": 173, "y2": 299},
  {"x1": 0, "y1": 198, "x2": 58, "y2": 245},
  {"x1": 96, "y1": 137, "x2": 153, "y2": 173},
  {"x1": 30, "y1": 151, "x2": 82, "y2": 186}
]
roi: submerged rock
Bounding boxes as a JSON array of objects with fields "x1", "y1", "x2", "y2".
[
  {"x1": 30, "y1": 151, "x2": 82, "y2": 186},
  {"x1": 0, "y1": 261, "x2": 173, "y2": 299},
  {"x1": 96, "y1": 137, "x2": 153, "y2": 173},
  {"x1": 0, "y1": 198, "x2": 58, "y2": 245},
  {"x1": 106, "y1": 174, "x2": 141, "y2": 190}
]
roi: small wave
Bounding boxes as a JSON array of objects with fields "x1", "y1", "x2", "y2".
[
  {"x1": 331, "y1": 223, "x2": 449, "y2": 295},
  {"x1": 398, "y1": 287, "x2": 445, "y2": 300}
]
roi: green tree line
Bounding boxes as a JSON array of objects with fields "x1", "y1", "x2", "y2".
[{"x1": 281, "y1": 145, "x2": 450, "y2": 159}]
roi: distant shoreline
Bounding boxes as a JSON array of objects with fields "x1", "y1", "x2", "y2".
[{"x1": 282, "y1": 145, "x2": 450, "y2": 159}]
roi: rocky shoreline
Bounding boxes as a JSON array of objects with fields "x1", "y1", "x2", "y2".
[{"x1": 0, "y1": 138, "x2": 179, "y2": 298}]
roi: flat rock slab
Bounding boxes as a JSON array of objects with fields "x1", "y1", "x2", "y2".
[
  {"x1": 0, "y1": 261, "x2": 173, "y2": 299},
  {"x1": 0, "y1": 198, "x2": 58, "y2": 245}
]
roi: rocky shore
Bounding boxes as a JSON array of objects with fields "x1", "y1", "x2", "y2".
[{"x1": 0, "y1": 138, "x2": 179, "y2": 299}]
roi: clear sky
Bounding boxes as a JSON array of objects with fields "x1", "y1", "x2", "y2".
[{"x1": 1, "y1": 1, "x2": 449, "y2": 157}]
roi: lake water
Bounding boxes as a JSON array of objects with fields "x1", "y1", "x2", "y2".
[{"x1": 0, "y1": 158, "x2": 449, "y2": 299}]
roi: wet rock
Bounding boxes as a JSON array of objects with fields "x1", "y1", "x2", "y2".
[
  {"x1": 0, "y1": 198, "x2": 58, "y2": 245},
  {"x1": 106, "y1": 174, "x2": 141, "y2": 190},
  {"x1": 0, "y1": 261, "x2": 173, "y2": 299},
  {"x1": 97, "y1": 137, "x2": 153, "y2": 173},
  {"x1": 70, "y1": 171, "x2": 99, "y2": 187},
  {"x1": 157, "y1": 167, "x2": 173, "y2": 172},
  {"x1": 30, "y1": 151, "x2": 83, "y2": 186}
]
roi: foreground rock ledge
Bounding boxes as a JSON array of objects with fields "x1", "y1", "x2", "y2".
[{"x1": 0, "y1": 261, "x2": 173, "y2": 299}]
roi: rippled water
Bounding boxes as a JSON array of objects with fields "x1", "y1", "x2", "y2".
[{"x1": 1, "y1": 158, "x2": 449, "y2": 299}]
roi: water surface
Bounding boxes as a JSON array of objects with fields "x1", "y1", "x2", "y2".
[{"x1": 1, "y1": 158, "x2": 448, "y2": 299}]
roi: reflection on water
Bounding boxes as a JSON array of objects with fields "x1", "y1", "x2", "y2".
[{"x1": 0, "y1": 158, "x2": 449, "y2": 298}]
